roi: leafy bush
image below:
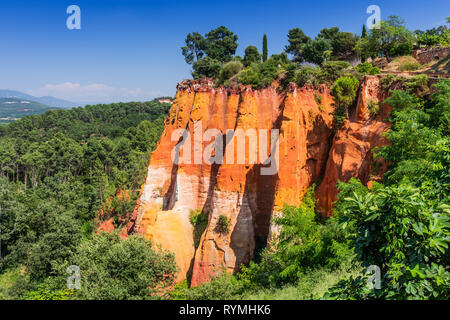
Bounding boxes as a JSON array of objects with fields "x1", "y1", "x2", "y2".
[
  {"x1": 58, "y1": 232, "x2": 177, "y2": 300},
  {"x1": 192, "y1": 57, "x2": 222, "y2": 79},
  {"x1": 357, "y1": 62, "x2": 381, "y2": 75},
  {"x1": 330, "y1": 76, "x2": 360, "y2": 128},
  {"x1": 216, "y1": 215, "x2": 231, "y2": 234},
  {"x1": 319, "y1": 61, "x2": 351, "y2": 85},
  {"x1": 190, "y1": 209, "x2": 209, "y2": 248},
  {"x1": 243, "y1": 46, "x2": 261, "y2": 67},
  {"x1": 237, "y1": 188, "x2": 354, "y2": 288},
  {"x1": 238, "y1": 66, "x2": 261, "y2": 88},
  {"x1": 398, "y1": 61, "x2": 421, "y2": 71},
  {"x1": 367, "y1": 98, "x2": 380, "y2": 116},
  {"x1": 302, "y1": 39, "x2": 333, "y2": 65},
  {"x1": 216, "y1": 61, "x2": 243, "y2": 86},
  {"x1": 296, "y1": 66, "x2": 321, "y2": 87},
  {"x1": 329, "y1": 182, "x2": 450, "y2": 300},
  {"x1": 179, "y1": 272, "x2": 244, "y2": 300}
]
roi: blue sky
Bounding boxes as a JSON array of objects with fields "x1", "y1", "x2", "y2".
[{"x1": 0, "y1": 0, "x2": 448, "y2": 104}]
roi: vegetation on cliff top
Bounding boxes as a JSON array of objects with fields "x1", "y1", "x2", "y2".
[{"x1": 181, "y1": 16, "x2": 449, "y2": 90}]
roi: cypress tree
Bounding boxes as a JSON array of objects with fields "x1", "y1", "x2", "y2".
[
  {"x1": 362, "y1": 25, "x2": 367, "y2": 38},
  {"x1": 262, "y1": 34, "x2": 268, "y2": 62}
]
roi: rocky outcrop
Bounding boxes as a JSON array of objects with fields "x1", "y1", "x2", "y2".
[
  {"x1": 316, "y1": 75, "x2": 391, "y2": 216},
  {"x1": 133, "y1": 75, "x2": 392, "y2": 286}
]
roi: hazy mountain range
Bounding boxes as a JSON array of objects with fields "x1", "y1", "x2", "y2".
[{"x1": 0, "y1": 89, "x2": 80, "y2": 109}]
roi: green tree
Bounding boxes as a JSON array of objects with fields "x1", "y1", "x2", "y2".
[
  {"x1": 192, "y1": 57, "x2": 223, "y2": 79},
  {"x1": 330, "y1": 76, "x2": 360, "y2": 127},
  {"x1": 181, "y1": 32, "x2": 206, "y2": 65},
  {"x1": 285, "y1": 28, "x2": 311, "y2": 63},
  {"x1": 302, "y1": 39, "x2": 333, "y2": 65},
  {"x1": 317, "y1": 27, "x2": 357, "y2": 61},
  {"x1": 262, "y1": 34, "x2": 268, "y2": 62},
  {"x1": 216, "y1": 60, "x2": 244, "y2": 85},
  {"x1": 204, "y1": 26, "x2": 238, "y2": 63},
  {"x1": 362, "y1": 25, "x2": 367, "y2": 38},
  {"x1": 61, "y1": 232, "x2": 177, "y2": 300},
  {"x1": 243, "y1": 46, "x2": 261, "y2": 67}
]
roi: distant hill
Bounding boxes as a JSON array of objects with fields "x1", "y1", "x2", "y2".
[
  {"x1": 0, "y1": 90, "x2": 79, "y2": 109},
  {"x1": 0, "y1": 98, "x2": 59, "y2": 122}
]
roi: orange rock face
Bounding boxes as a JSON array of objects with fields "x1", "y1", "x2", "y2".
[
  {"x1": 316, "y1": 75, "x2": 392, "y2": 216},
  {"x1": 134, "y1": 75, "x2": 392, "y2": 286}
]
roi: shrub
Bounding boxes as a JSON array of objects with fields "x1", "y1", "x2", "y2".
[
  {"x1": 398, "y1": 61, "x2": 421, "y2": 71},
  {"x1": 237, "y1": 187, "x2": 354, "y2": 288},
  {"x1": 216, "y1": 61, "x2": 243, "y2": 85},
  {"x1": 190, "y1": 209, "x2": 209, "y2": 248},
  {"x1": 357, "y1": 62, "x2": 381, "y2": 75},
  {"x1": 216, "y1": 215, "x2": 231, "y2": 234},
  {"x1": 367, "y1": 98, "x2": 380, "y2": 116},
  {"x1": 179, "y1": 272, "x2": 244, "y2": 300},
  {"x1": 319, "y1": 61, "x2": 351, "y2": 85},
  {"x1": 238, "y1": 66, "x2": 262, "y2": 88},
  {"x1": 56, "y1": 232, "x2": 177, "y2": 300},
  {"x1": 243, "y1": 46, "x2": 261, "y2": 67},
  {"x1": 380, "y1": 74, "x2": 397, "y2": 91},
  {"x1": 331, "y1": 76, "x2": 360, "y2": 127},
  {"x1": 192, "y1": 57, "x2": 222, "y2": 79},
  {"x1": 296, "y1": 66, "x2": 321, "y2": 87},
  {"x1": 404, "y1": 75, "x2": 430, "y2": 96}
]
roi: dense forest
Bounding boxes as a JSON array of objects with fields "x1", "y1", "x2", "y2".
[{"x1": 0, "y1": 100, "x2": 174, "y2": 299}]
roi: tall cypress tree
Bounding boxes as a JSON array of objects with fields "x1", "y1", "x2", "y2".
[
  {"x1": 262, "y1": 34, "x2": 268, "y2": 62},
  {"x1": 362, "y1": 25, "x2": 367, "y2": 38}
]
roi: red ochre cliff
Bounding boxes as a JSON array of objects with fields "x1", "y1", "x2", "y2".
[{"x1": 132, "y1": 75, "x2": 391, "y2": 286}]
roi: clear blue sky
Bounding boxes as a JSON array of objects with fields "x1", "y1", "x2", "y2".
[{"x1": 0, "y1": 0, "x2": 448, "y2": 103}]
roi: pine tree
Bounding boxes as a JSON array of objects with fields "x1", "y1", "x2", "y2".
[{"x1": 262, "y1": 34, "x2": 268, "y2": 62}]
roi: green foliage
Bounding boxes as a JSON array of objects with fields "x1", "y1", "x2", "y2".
[
  {"x1": 319, "y1": 61, "x2": 351, "y2": 85},
  {"x1": 357, "y1": 62, "x2": 381, "y2": 75},
  {"x1": 302, "y1": 38, "x2": 333, "y2": 65},
  {"x1": 285, "y1": 28, "x2": 311, "y2": 63},
  {"x1": 192, "y1": 57, "x2": 222, "y2": 79},
  {"x1": 237, "y1": 55, "x2": 285, "y2": 88},
  {"x1": 367, "y1": 98, "x2": 380, "y2": 116},
  {"x1": 330, "y1": 76, "x2": 360, "y2": 127},
  {"x1": 190, "y1": 209, "x2": 209, "y2": 248},
  {"x1": 416, "y1": 24, "x2": 450, "y2": 47},
  {"x1": 262, "y1": 34, "x2": 268, "y2": 62},
  {"x1": 59, "y1": 232, "x2": 177, "y2": 300},
  {"x1": 236, "y1": 188, "x2": 354, "y2": 289},
  {"x1": 398, "y1": 61, "x2": 421, "y2": 71},
  {"x1": 357, "y1": 16, "x2": 414, "y2": 60},
  {"x1": 330, "y1": 183, "x2": 450, "y2": 299},
  {"x1": 295, "y1": 66, "x2": 321, "y2": 87},
  {"x1": 243, "y1": 46, "x2": 261, "y2": 67},
  {"x1": 204, "y1": 26, "x2": 239, "y2": 63},
  {"x1": 216, "y1": 60, "x2": 244, "y2": 85},
  {"x1": 238, "y1": 66, "x2": 262, "y2": 88},
  {"x1": 0, "y1": 100, "x2": 169, "y2": 299},
  {"x1": 22, "y1": 283, "x2": 76, "y2": 300},
  {"x1": 181, "y1": 32, "x2": 205, "y2": 65},
  {"x1": 216, "y1": 215, "x2": 231, "y2": 234},
  {"x1": 327, "y1": 80, "x2": 450, "y2": 300},
  {"x1": 317, "y1": 27, "x2": 357, "y2": 61},
  {"x1": 180, "y1": 272, "x2": 245, "y2": 300}
]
